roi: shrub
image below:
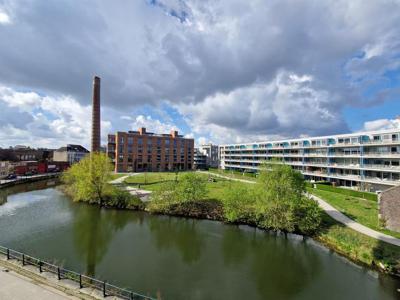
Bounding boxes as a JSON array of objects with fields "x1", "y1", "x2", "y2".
[
  {"x1": 222, "y1": 182, "x2": 255, "y2": 222},
  {"x1": 177, "y1": 173, "x2": 207, "y2": 202}
]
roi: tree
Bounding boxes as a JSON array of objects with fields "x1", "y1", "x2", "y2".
[
  {"x1": 255, "y1": 161, "x2": 321, "y2": 233},
  {"x1": 222, "y1": 182, "x2": 255, "y2": 222},
  {"x1": 62, "y1": 153, "x2": 114, "y2": 205},
  {"x1": 177, "y1": 173, "x2": 207, "y2": 202}
]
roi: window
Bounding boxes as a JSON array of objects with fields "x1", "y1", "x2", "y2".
[
  {"x1": 138, "y1": 138, "x2": 143, "y2": 145},
  {"x1": 128, "y1": 137, "x2": 133, "y2": 145}
]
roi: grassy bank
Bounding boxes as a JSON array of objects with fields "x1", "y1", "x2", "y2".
[
  {"x1": 308, "y1": 187, "x2": 400, "y2": 239},
  {"x1": 315, "y1": 212, "x2": 400, "y2": 275}
]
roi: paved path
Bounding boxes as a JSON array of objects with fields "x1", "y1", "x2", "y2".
[
  {"x1": 0, "y1": 267, "x2": 78, "y2": 300},
  {"x1": 201, "y1": 171, "x2": 400, "y2": 247},
  {"x1": 109, "y1": 175, "x2": 130, "y2": 185}
]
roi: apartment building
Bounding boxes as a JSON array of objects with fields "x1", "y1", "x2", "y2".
[
  {"x1": 194, "y1": 148, "x2": 208, "y2": 170},
  {"x1": 53, "y1": 144, "x2": 89, "y2": 165},
  {"x1": 199, "y1": 143, "x2": 219, "y2": 168},
  {"x1": 219, "y1": 129, "x2": 400, "y2": 191},
  {"x1": 107, "y1": 127, "x2": 194, "y2": 172}
]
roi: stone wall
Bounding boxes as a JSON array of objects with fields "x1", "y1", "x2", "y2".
[{"x1": 379, "y1": 185, "x2": 400, "y2": 232}]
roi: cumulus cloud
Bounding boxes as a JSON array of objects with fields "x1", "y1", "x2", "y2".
[
  {"x1": 125, "y1": 114, "x2": 179, "y2": 134},
  {"x1": 0, "y1": 0, "x2": 399, "y2": 145},
  {"x1": 0, "y1": 86, "x2": 111, "y2": 148},
  {"x1": 362, "y1": 118, "x2": 400, "y2": 132}
]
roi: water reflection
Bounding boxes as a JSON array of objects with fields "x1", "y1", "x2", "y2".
[
  {"x1": 148, "y1": 216, "x2": 205, "y2": 264},
  {"x1": 222, "y1": 226, "x2": 322, "y2": 299},
  {"x1": 72, "y1": 205, "x2": 131, "y2": 276},
  {"x1": 0, "y1": 179, "x2": 59, "y2": 206}
]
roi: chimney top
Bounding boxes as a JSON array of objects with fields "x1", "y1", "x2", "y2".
[
  {"x1": 139, "y1": 127, "x2": 146, "y2": 135},
  {"x1": 93, "y1": 76, "x2": 100, "y2": 83},
  {"x1": 170, "y1": 130, "x2": 179, "y2": 138}
]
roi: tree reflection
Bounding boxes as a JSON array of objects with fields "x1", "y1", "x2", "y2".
[
  {"x1": 248, "y1": 232, "x2": 322, "y2": 299},
  {"x1": 148, "y1": 216, "x2": 205, "y2": 264},
  {"x1": 72, "y1": 205, "x2": 132, "y2": 276}
]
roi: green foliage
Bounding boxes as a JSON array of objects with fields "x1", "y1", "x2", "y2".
[
  {"x1": 294, "y1": 196, "x2": 321, "y2": 234},
  {"x1": 254, "y1": 161, "x2": 321, "y2": 234},
  {"x1": 177, "y1": 173, "x2": 207, "y2": 202},
  {"x1": 222, "y1": 182, "x2": 255, "y2": 222},
  {"x1": 312, "y1": 183, "x2": 377, "y2": 201},
  {"x1": 62, "y1": 153, "x2": 114, "y2": 205},
  {"x1": 103, "y1": 188, "x2": 142, "y2": 209},
  {"x1": 149, "y1": 181, "x2": 180, "y2": 211}
]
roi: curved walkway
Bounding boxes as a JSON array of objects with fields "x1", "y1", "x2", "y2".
[{"x1": 201, "y1": 171, "x2": 400, "y2": 247}]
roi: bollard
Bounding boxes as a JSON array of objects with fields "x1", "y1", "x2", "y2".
[
  {"x1": 22, "y1": 254, "x2": 25, "y2": 266},
  {"x1": 57, "y1": 267, "x2": 61, "y2": 280},
  {"x1": 6, "y1": 248, "x2": 9, "y2": 260},
  {"x1": 103, "y1": 281, "x2": 107, "y2": 297},
  {"x1": 39, "y1": 261, "x2": 42, "y2": 273},
  {"x1": 130, "y1": 292, "x2": 134, "y2": 300},
  {"x1": 79, "y1": 274, "x2": 83, "y2": 289}
]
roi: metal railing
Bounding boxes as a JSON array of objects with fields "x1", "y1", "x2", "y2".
[{"x1": 0, "y1": 245, "x2": 156, "y2": 300}]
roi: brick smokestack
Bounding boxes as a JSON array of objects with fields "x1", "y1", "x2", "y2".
[{"x1": 91, "y1": 76, "x2": 101, "y2": 153}]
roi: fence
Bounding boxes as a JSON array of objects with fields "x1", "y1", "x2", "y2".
[{"x1": 0, "y1": 245, "x2": 156, "y2": 300}]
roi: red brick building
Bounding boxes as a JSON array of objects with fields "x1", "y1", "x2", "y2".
[{"x1": 107, "y1": 128, "x2": 194, "y2": 172}]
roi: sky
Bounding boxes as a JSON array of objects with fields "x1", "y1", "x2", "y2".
[{"x1": 0, "y1": 0, "x2": 400, "y2": 149}]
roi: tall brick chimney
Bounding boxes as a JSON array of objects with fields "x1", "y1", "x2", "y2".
[{"x1": 91, "y1": 76, "x2": 101, "y2": 153}]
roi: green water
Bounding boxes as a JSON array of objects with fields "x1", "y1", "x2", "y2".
[{"x1": 0, "y1": 181, "x2": 399, "y2": 299}]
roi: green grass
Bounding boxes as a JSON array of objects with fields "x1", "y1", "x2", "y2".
[
  {"x1": 306, "y1": 182, "x2": 377, "y2": 201},
  {"x1": 308, "y1": 187, "x2": 400, "y2": 239},
  {"x1": 124, "y1": 172, "x2": 182, "y2": 185},
  {"x1": 316, "y1": 212, "x2": 400, "y2": 274},
  {"x1": 206, "y1": 168, "x2": 257, "y2": 181},
  {"x1": 109, "y1": 173, "x2": 127, "y2": 180}
]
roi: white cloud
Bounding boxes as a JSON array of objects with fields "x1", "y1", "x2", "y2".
[
  {"x1": 177, "y1": 70, "x2": 346, "y2": 143},
  {"x1": 362, "y1": 118, "x2": 400, "y2": 131},
  {"x1": 0, "y1": 9, "x2": 10, "y2": 24},
  {"x1": 129, "y1": 115, "x2": 179, "y2": 135},
  {"x1": 0, "y1": 86, "x2": 111, "y2": 149}
]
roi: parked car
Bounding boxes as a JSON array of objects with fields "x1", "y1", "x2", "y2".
[{"x1": 5, "y1": 174, "x2": 16, "y2": 180}]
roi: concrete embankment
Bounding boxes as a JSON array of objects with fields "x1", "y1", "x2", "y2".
[
  {"x1": 0, "y1": 173, "x2": 61, "y2": 189},
  {"x1": 0, "y1": 258, "x2": 101, "y2": 300}
]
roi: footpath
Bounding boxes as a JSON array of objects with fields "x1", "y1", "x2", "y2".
[{"x1": 201, "y1": 171, "x2": 400, "y2": 247}]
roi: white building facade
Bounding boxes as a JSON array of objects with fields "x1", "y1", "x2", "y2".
[{"x1": 219, "y1": 129, "x2": 400, "y2": 191}]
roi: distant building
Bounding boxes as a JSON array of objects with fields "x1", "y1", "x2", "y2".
[
  {"x1": 0, "y1": 161, "x2": 11, "y2": 179},
  {"x1": 194, "y1": 148, "x2": 208, "y2": 170},
  {"x1": 0, "y1": 147, "x2": 53, "y2": 162},
  {"x1": 220, "y1": 129, "x2": 400, "y2": 191},
  {"x1": 107, "y1": 127, "x2": 194, "y2": 172},
  {"x1": 53, "y1": 144, "x2": 89, "y2": 165},
  {"x1": 199, "y1": 143, "x2": 219, "y2": 168}
]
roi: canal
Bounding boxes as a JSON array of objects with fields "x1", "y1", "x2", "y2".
[{"x1": 0, "y1": 180, "x2": 399, "y2": 299}]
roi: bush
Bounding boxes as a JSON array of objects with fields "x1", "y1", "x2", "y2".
[
  {"x1": 222, "y1": 182, "x2": 255, "y2": 223},
  {"x1": 103, "y1": 188, "x2": 143, "y2": 209},
  {"x1": 177, "y1": 173, "x2": 207, "y2": 202},
  {"x1": 294, "y1": 196, "x2": 322, "y2": 234}
]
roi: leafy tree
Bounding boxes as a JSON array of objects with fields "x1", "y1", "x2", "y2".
[
  {"x1": 177, "y1": 173, "x2": 207, "y2": 202},
  {"x1": 222, "y1": 182, "x2": 255, "y2": 222},
  {"x1": 62, "y1": 153, "x2": 114, "y2": 205},
  {"x1": 255, "y1": 161, "x2": 321, "y2": 233}
]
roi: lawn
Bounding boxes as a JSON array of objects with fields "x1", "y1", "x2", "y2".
[
  {"x1": 109, "y1": 173, "x2": 128, "y2": 180},
  {"x1": 206, "y1": 168, "x2": 257, "y2": 182},
  {"x1": 124, "y1": 172, "x2": 180, "y2": 185},
  {"x1": 308, "y1": 187, "x2": 400, "y2": 239}
]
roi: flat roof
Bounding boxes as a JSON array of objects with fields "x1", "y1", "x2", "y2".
[{"x1": 220, "y1": 128, "x2": 400, "y2": 147}]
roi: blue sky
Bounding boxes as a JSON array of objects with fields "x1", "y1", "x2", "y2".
[{"x1": 0, "y1": 0, "x2": 399, "y2": 148}]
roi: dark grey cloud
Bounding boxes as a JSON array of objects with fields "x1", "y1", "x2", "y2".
[{"x1": 0, "y1": 0, "x2": 399, "y2": 144}]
